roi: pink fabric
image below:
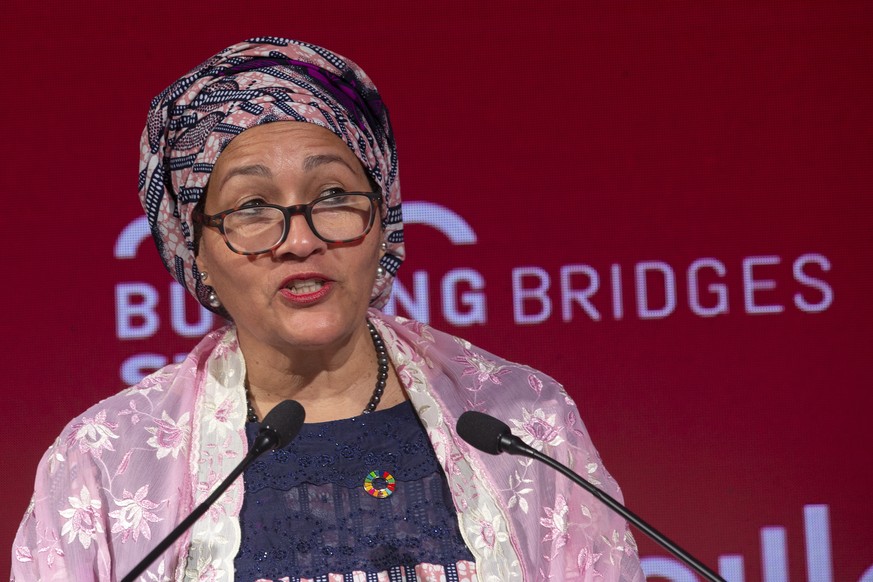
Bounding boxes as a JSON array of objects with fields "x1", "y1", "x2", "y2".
[{"x1": 12, "y1": 312, "x2": 643, "y2": 581}]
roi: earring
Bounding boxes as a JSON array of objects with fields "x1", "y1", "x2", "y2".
[
  {"x1": 376, "y1": 266, "x2": 385, "y2": 278},
  {"x1": 207, "y1": 289, "x2": 221, "y2": 308},
  {"x1": 200, "y1": 271, "x2": 209, "y2": 282},
  {"x1": 380, "y1": 241, "x2": 388, "y2": 252}
]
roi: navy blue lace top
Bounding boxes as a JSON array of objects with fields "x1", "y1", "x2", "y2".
[{"x1": 234, "y1": 400, "x2": 475, "y2": 581}]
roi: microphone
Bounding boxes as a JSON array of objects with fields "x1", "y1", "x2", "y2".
[
  {"x1": 121, "y1": 400, "x2": 306, "y2": 582},
  {"x1": 456, "y1": 411, "x2": 725, "y2": 582},
  {"x1": 250, "y1": 399, "x2": 306, "y2": 454},
  {"x1": 456, "y1": 410, "x2": 536, "y2": 456}
]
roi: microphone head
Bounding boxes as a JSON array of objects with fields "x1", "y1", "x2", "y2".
[
  {"x1": 259, "y1": 400, "x2": 306, "y2": 449},
  {"x1": 456, "y1": 410, "x2": 511, "y2": 455}
]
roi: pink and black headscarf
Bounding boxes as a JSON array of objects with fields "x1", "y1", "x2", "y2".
[{"x1": 139, "y1": 37, "x2": 404, "y2": 311}]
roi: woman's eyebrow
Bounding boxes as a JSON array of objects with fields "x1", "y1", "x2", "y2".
[
  {"x1": 217, "y1": 155, "x2": 357, "y2": 190},
  {"x1": 303, "y1": 153, "x2": 357, "y2": 174},
  {"x1": 218, "y1": 164, "x2": 272, "y2": 189}
]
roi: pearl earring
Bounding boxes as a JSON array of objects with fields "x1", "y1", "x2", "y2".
[
  {"x1": 200, "y1": 271, "x2": 209, "y2": 282},
  {"x1": 207, "y1": 290, "x2": 221, "y2": 308}
]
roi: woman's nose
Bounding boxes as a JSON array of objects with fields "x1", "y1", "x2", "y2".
[{"x1": 273, "y1": 213, "x2": 327, "y2": 258}]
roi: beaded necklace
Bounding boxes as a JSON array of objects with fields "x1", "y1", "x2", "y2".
[{"x1": 246, "y1": 320, "x2": 389, "y2": 422}]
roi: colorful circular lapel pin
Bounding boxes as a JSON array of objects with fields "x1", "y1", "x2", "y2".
[{"x1": 364, "y1": 470, "x2": 396, "y2": 498}]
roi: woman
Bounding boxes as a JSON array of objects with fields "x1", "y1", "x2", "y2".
[{"x1": 12, "y1": 38, "x2": 643, "y2": 581}]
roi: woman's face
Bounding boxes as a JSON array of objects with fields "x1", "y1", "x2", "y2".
[{"x1": 196, "y1": 121, "x2": 382, "y2": 355}]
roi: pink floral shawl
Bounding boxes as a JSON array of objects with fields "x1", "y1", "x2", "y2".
[{"x1": 12, "y1": 311, "x2": 643, "y2": 581}]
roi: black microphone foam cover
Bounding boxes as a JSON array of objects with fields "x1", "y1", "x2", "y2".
[
  {"x1": 456, "y1": 410, "x2": 511, "y2": 455},
  {"x1": 260, "y1": 400, "x2": 306, "y2": 449}
]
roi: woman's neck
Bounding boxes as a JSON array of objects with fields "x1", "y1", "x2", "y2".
[{"x1": 238, "y1": 321, "x2": 404, "y2": 423}]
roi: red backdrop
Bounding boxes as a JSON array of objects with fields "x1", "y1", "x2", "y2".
[{"x1": 2, "y1": 3, "x2": 871, "y2": 580}]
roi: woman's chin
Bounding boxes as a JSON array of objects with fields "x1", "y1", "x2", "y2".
[{"x1": 270, "y1": 315, "x2": 362, "y2": 352}]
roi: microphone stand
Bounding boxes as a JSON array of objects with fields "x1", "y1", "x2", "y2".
[
  {"x1": 121, "y1": 399, "x2": 304, "y2": 582},
  {"x1": 120, "y1": 445, "x2": 263, "y2": 582},
  {"x1": 499, "y1": 434, "x2": 725, "y2": 582}
]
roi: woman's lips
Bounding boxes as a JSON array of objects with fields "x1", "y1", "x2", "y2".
[{"x1": 279, "y1": 275, "x2": 334, "y2": 305}]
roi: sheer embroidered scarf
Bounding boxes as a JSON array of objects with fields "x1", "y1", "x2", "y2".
[{"x1": 13, "y1": 312, "x2": 642, "y2": 581}]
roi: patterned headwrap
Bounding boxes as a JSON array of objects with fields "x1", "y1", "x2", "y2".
[{"x1": 138, "y1": 37, "x2": 403, "y2": 312}]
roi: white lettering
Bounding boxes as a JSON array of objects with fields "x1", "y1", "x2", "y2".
[
  {"x1": 610, "y1": 263, "x2": 624, "y2": 320},
  {"x1": 793, "y1": 254, "x2": 833, "y2": 313},
  {"x1": 384, "y1": 271, "x2": 430, "y2": 323},
  {"x1": 512, "y1": 267, "x2": 551, "y2": 324},
  {"x1": 639, "y1": 557, "x2": 697, "y2": 582},
  {"x1": 170, "y1": 282, "x2": 214, "y2": 337},
  {"x1": 120, "y1": 352, "x2": 189, "y2": 385},
  {"x1": 743, "y1": 256, "x2": 784, "y2": 314},
  {"x1": 719, "y1": 555, "x2": 745, "y2": 582},
  {"x1": 120, "y1": 353, "x2": 168, "y2": 385},
  {"x1": 115, "y1": 283, "x2": 159, "y2": 339},
  {"x1": 804, "y1": 504, "x2": 834, "y2": 582},
  {"x1": 635, "y1": 261, "x2": 677, "y2": 319},
  {"x1": 385, "y1": 253, "x2": 833, "y2": 327},
  {"x1": 560, "y1": 264, "x2": 600, "y2": 322},
  {"x1": 688, "y1": 258, "x2": 729, "y2": 317},
  {"x1": 442, "y1": 268, "x2": 486, "y2": 326},
  {"x1": 170, "y1": 281, "x2": 213, "y2": 337},
  {"x1": 761, "y1": 526, "x2": 789, "y2": 582}
]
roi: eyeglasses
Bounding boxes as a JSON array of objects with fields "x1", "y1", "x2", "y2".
[{"x1": 193, "y1": 191, "x2": 381, "y2": 255}]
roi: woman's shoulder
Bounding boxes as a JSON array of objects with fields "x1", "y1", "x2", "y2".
[
  {"x1": 14, "y1": 332, "x2": 240, "y2": 581},
  {"x1": 51, "y1": 363, "x2": 187, "y2": 464},
  {"x1": 370, "y1": 310, "x2": 571, "y2": 406},
  {"x1": 54, "y1": 326, "x2": 235, "y2": 457}
]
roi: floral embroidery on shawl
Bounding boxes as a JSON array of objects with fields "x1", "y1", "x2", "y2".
[
  {"x1": 374, "y1": 312, "x2": 643, "y2": 581},
  {"x1": 59, "y1": 485, "x2": 104, "y2": 549},
  {"x1": 108, "y1": 485, "x2": 163, "y2": 542},
  {"x1": 66, "y1": 411, "x2": 120, "y2": 459},
  {"x1": 13, "y1": 315, "x2": 643, "y2": 581}
]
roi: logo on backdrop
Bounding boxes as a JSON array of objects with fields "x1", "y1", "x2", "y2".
[
  {"x1": 113, "y1": 203, "x2": 834, "y2": 384},
  {"x1": 381, "y1": 203, "x2": 834, "y2": 325}
]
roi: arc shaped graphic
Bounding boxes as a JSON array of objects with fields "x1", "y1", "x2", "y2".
[
  {"x1": 403, "y1": 201, "x2": 477, "y2": 244},
  {"x1": 114, "y1": 216, "x2": 150, "y2": 259}
]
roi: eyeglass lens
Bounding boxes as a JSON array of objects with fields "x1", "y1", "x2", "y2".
[{"x1": 223, "y1": 194, "x2": 373, "y2": 253}]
